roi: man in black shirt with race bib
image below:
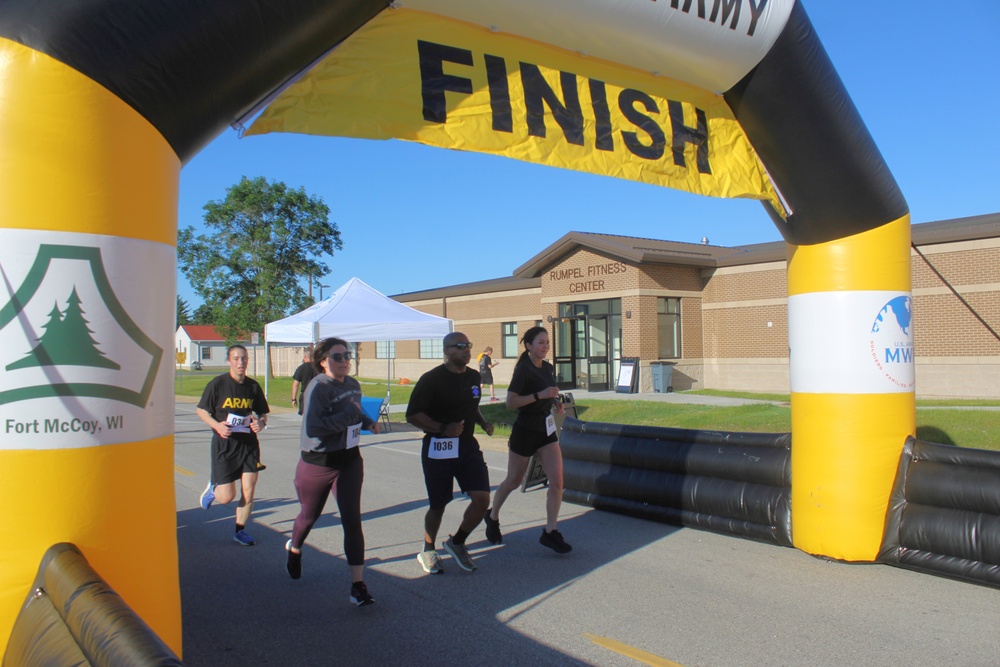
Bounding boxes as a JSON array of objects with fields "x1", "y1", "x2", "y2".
[
  {"x1": 407, "y1": 332, "x2": 494, "y2": 573},
  {"x1": 196, "y1": 344, "x2": 269, "y2": 546}
]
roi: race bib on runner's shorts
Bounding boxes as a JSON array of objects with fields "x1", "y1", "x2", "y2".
[
  {"x1": 545, "y1": 414, "x2": 557, "y2": 436},
  {"x1": 428, "y1": 437, "x2": 459, "y2": 459}
]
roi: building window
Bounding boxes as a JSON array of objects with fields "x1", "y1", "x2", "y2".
[
  {"x1": 658, "y1": 297, "x2": 681, "y2": 359},
  {"x1": 502, "y1": 322, "x2": 518, "y2": 358},
  {"x1": 419, "y1": 338, "x2": 443, "y2": 359},
  {"x1": 202, "y1": 347, "x2": 211, "y2": 360},
  {"x1": 376, "y1": 341, "x2": 396, "y2": 359}
]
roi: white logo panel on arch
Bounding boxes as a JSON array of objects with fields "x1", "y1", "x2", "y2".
[
  {"x1": 0, "y1": 230, "x2": 175, "y2": 450},
  {"x1": 789, "y1": 291, "x2": 914, "y2": 394}
]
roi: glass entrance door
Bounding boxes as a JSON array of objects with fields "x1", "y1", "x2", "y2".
[
  {"x1": 554, "y1": 316, "x2": 585, "y2": 390},
  {"x1": 553, "y1": 313, "x2": 612, "y2": 391},
  {"x1": 586, "y1": 315, "x2": 610, "y2": 391}
]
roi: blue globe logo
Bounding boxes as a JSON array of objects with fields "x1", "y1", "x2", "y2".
[{"x1": 869, "y1": 295, "x2": 913, "y2": 389}]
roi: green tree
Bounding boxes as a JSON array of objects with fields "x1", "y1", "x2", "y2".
[
  {"x1": 192, "y1": 303, "x2": 215, "y2": 326},
  {"x1": 176, "y1": 296, "x2": 192, "y2": 326},
  {"x1": 178, "y1": 176, "x2": 342, "y2": 341}
]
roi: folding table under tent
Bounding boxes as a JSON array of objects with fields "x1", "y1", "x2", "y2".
[{"x1": 263, "y1": 277, "x2": 453, "y2": 427}]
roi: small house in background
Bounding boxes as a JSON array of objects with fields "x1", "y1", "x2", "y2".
[{"x1": 175, "y1": 325, "x2": 239, "y2": 370}]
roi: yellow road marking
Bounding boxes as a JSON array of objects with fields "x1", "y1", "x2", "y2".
[
  {"x1": 583, "y1": 633, "x2": 686, "y2": 667},
  {"x1": 175, "y1": 465, "x2": 195, "y2": 477}
]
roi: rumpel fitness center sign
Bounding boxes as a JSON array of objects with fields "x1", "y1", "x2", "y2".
[{"x1": 549, "y1": 261, "x2": 629, "y2": 293}]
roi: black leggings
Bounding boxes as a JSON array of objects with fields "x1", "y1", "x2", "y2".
[{"x1": 291, "y1": 455, "x2": 365, "y2": 566}]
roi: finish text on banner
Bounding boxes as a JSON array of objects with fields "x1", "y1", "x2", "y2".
[{"x1": 249, "y1": 8, "x2": 783, "y2": 213}]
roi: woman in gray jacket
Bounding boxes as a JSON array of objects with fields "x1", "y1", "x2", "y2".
[{"x1": 285, "y1": 337, "x2": 380, "y2": 607}]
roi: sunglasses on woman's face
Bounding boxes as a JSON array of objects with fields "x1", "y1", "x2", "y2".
[
  {"x1": 448, "y1": 342, "x2": 473, "y2": 350},
  {"x1": 329, "y1": 351, "x2": 353, "y2": 362}
]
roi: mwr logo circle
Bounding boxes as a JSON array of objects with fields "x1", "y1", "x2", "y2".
[{"x1": 869, "y1": 295, "x2": 913, "y2": 389}]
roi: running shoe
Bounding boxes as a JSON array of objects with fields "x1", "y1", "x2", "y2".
[
  {"x1": 350, "y1": 581, "x2": 375, "y2": 607},
  {"x1": 539, "y1": 529, "x2": 572, "y2": 554},
  {"x1": 416, "y1": 549, "x2": 443, "y2": 574},
  {"x1": 285, "y1": 539, "x2": 301, "y2": 579},
  {"x1": 232, "y1": 529, "x2": 255, "y2": 546},
  {"x1": 199, "y1": 481, "x2": 215, "y2": 510},
  {"x1": 483, "y1": 512, "x2": 503, "y2": 545},
  {"x1": 443, "y1": 536, "x2": 477, "y2": 572}
]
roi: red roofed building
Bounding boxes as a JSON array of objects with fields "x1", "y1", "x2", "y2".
[{"x1": 175, "y1": 325, "x2": 247, "y2": 370}]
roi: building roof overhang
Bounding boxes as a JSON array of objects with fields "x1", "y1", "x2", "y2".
[
  {"x1": 391, "y1": 212, "x2": 1000, "y2": 301},
  {"x1": 512, "y1": 231, "x2": 783, "y2": 277}
]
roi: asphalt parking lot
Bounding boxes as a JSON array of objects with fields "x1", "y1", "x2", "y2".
[{"x1": 173, "y1": 400, "x2": 1000, "y2": 667}]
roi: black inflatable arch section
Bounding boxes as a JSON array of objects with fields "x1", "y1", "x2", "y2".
[
  {"x1": 560, "y1": 417, "x2": 793, "y2": 547},
  {"x1": 0, "y1": 0, "x2": 391, "y2": 163}
]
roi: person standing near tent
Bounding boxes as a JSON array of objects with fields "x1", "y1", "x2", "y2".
[
  {"x1": 484, "y1": 326, "x2": 571, "y2": 554},
  {"x1": 478, "y1": 346, "x2": 499, "y2": 402},
  {"x1": 196, "y1": 344, "x2": 269, "y2": 547},
  {"x1": 286, "y1": 337, "x2": 380, "y2": 607},
  {"x1": 406, "y1": 332, "x2": 494, "y2": 573},
  {"x1": 291, "y1": 346, "x2": 318, "y2": 416}
]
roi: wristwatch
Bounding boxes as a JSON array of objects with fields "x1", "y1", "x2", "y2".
[{"x1": 533, "y1": 392, "x2": 539, "y2": 401}]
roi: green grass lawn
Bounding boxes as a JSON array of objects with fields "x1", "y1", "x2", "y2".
[
  {"x1": 176, "y1": 372, "x2": 1000, "y2": 452},
  {"x1": 175, "y1": 372, "x2": 416, "y2": 407}
]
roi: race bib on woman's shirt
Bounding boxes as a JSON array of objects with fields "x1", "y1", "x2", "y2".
[
  {"x1": 428, "y1": 437, "x2": 459, "y2": 459},
  {"x1": 347, "y1": 423, "x2": 362, "y2": 449}
]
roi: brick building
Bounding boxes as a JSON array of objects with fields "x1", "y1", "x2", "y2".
[{"x1": 355, "y1": 213, "x2": 999, "y2": 398}]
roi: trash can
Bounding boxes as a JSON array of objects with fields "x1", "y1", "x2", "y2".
[{"x1": 650, "y1": 361, "x2": 675, "y2": 393}]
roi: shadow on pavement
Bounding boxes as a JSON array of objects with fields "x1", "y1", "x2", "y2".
[{"x1": 177, "y1": 496, "x2": 679, "y2": 666}]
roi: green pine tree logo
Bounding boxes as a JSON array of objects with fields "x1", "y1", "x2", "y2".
[
  {"x1": 7, "y1": 287, "x2": 120, "y2": 371},
  {"x1": 0, "y1": 244, "x2": 162, "y2": 407}
]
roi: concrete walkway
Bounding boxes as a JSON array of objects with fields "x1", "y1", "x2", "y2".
[{"x1": 383, "y1": 388, "x2": 783, "y2": 415}]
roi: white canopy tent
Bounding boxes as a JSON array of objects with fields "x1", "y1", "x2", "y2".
[{"x1": 263, "y1": 276, "x2": 453, "y2": 396}]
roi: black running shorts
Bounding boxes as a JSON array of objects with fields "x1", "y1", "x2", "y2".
[
  {"x1": 508, "y1": 422, "x2": 558, "y2": 458},
  {"x1": 421, "y1": 446, "x2": 489, "y2": 509},
  {"x1": 210, "y1": 435, "x2": 261, "y2": 485}
]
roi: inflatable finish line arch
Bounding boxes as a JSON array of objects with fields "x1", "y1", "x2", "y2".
[{"x1": 0, "y1": 0, "x2": 911, "y2": 655}]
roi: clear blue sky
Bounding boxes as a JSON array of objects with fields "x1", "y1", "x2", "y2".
[{"x1": 177, "y1": 1, "x2": 1000, "y2": 308}]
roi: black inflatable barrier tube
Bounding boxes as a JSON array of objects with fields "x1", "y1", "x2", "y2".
[
  {"x1": 879, "y1": 437, "x2": 1000, "y2": 589},
  {"x1": 3, "y1": 543, "x2": 183, "y2": 667},
  {"x1": 559, "y1": 418, "x2": 792, "y2": 547}
]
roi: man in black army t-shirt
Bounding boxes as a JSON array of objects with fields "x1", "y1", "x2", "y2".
[
  {"x1": 406, "y1": 332, "x2": 494, "y2": 574},
  {"x1": 196, "y1": 344, "x2": 269, "y2": 546}
]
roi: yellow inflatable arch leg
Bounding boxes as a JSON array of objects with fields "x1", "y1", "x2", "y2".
[
  {"x1": 788, "y1": 215, "x2": 916, "y2": 560},
  {"x1": 0, "y1": 40, "x2": 181, "y2": 653}
]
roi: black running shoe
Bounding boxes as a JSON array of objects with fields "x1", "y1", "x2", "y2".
[
  {"x1": 539, "y1": 529, "x2": 572, "y2": 554},
  {"x1": 350, "y1": 581, "x2": 375, "y2": 607},
  {"x1": 483, "y1": 512, "x2": 503, "y2": 545},
  {"x1": 285, "y1": 540, "x2": 301, "y2": 580}
]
